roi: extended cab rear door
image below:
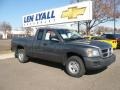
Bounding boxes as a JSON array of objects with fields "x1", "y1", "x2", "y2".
[{"x1": 32, "y1": 29, "x2": 45, "y2": 58}]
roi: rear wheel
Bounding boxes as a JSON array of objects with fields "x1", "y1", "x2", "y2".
[
  {"x1": 65, "y1": 56, "x2": 85, "y2": 77},
  {"x1": 17, "y1": 49, "x2": 29, "y2": 63}
]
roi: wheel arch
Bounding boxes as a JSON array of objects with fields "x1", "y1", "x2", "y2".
[
  {"x1": 63, "y1": 52, "x2": 85, "y2": 67},
  {"x1": 15, "y1": 45, "x2": 24, "y2": 58}
]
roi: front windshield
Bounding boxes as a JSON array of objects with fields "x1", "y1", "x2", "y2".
[{"x1": 58, "y1": 29, "x2": 83, "y2": 41}]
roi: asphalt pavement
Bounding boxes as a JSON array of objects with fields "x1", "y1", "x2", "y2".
[{"x1": 0, "y1": 50, "x2": 120, "y2": 90}]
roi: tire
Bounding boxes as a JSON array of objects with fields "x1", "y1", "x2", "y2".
[
  {"x1": 17, "y1": 49, "x2": 29, "y2": 63},
  {"x1": 65, "y1": 56, "x2": 85, "y2": 78}
]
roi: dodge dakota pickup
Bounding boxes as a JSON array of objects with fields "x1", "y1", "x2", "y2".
[{"x1": 11, "y1": 28, "x2": 116, "y2": 77}]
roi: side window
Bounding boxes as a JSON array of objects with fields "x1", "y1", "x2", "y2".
[
  {"x1": 37, "y1": 29, "x2": 44, "y2": 40},
  {"x1": 45, "y1": 30, "x2": 59, "y2": 41},
  {"x1": 45, "y1": 31, "x2": 51, "y2": 40}
]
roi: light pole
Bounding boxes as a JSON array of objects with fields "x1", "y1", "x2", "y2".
[
  {"x1": 113, "y1": 0, "x2": 116, "y2": 34},
  {"x1": 77, "y1": 0, "x2": 80, "y2": 33},
  {"x1": 76, "y1": 0, "x2": 86, "y2": 33},
  {"x1": 78, "y1": 21, "x2": 80, "y2": 33}
]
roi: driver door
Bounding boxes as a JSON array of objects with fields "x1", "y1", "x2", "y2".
[{"x1": 41, "y1": 30, "x2": 64, "y2": 63}]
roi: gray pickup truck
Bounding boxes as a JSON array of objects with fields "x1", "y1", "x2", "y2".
[{"x1": 11, "y1": 28, "x2": 115, "y2": 77}]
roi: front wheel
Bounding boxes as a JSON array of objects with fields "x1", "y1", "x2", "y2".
[
  {"x1": 17, "y1": 49, "x2": 29, "y2": 63},
  {"x1": 65, "y1": 56, "x2": 86, "y2": 78}
]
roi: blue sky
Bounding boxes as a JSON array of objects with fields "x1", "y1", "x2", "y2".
[
  {"x1": 0, "y1": 0, "x2": 119, "y2": 29},
  {"x1": 0, "y1": 0, "x2": 70, "y2": 28}
]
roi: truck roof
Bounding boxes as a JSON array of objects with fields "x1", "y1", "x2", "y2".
[{"x1": 37, "y1": 27, "x2": 72, "y2": 31}]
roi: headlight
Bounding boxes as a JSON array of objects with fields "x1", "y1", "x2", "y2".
[
  {"x1": 86, "y1": 48, "x2": 100, "y2": 57},
  {"x1": 111, "y1": 48, "x2": 113, "y2": 54}
]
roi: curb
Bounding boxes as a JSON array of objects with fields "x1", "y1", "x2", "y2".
[{"x1": 0, "y1": 53, "x2": 14, "y2": 60}]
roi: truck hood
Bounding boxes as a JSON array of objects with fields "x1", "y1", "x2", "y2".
[{"x1": 65, "y1": 40, "x2": 111, "y2": 49}]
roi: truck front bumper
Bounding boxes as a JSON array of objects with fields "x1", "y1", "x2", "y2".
[{"x1": 83, "y1": 54, "x2": 116, "y2": 70}]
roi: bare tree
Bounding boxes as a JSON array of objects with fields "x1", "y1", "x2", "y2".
[
  {"x1": 0, "y1": 22, "x2": 12, "y2": 39},
  {"x1": 71, "y1": 0, "x2": 120, "y2": 35},
  {"x1": 95, "y1": 26, "x2": 113, "y2": 35},
  {"x1": 24, "y1": 27, "x2": 33, "y2": 36}
]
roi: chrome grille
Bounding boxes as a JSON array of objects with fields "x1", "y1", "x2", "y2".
[{"x1": 101, "y1": 48, "x2": 112, "y2": 58}]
